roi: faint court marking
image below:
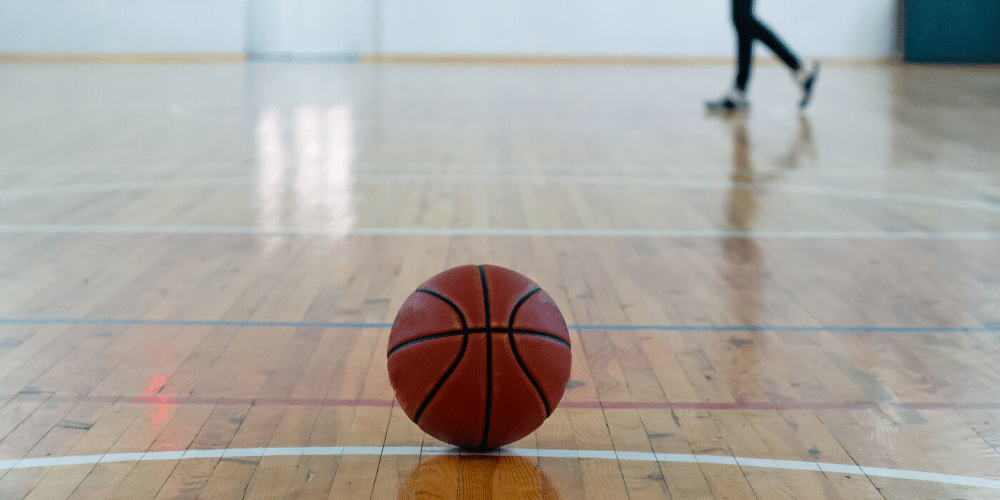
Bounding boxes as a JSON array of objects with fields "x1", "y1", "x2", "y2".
[
  {"x1": 0, "y1": 393, "x2": 997, "y2": 411},
  {"x1": 1, "y1": 171, "x2": 998, "y2": 214},
  {"x1": 2, "y1": 317, "x2": 998, "y2": 333},
  {"x1": 1, "y1": 225, "x2": 1000, "y2": 240}
]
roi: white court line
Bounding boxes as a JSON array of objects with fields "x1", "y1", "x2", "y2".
[
  {"x1": 2, "y1": 161, "x2": 997, "y2": 181},
  {"x1": 358, "y1": 174, "x2": 1000, "y2": 214},
  {"x1": 1, "y1": 173, "x2": 998, "y2": 214},
  {"x1": 1, "y1": 446, "x2": 997, "y2": 490},
  {"x1": 1, "y1": 224, "x2": 999, "y2": 240},
  {"x1": 0, "y1": 178, "x2": 249, "y2": 198}
]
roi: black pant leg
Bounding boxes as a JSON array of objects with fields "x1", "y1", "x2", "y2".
[
  {"x1": 731, "y1": 0, "x2": 801, "y2": 91},
  {"x1": 732, "y1": 0, "x2": 754, "y2": 90}
]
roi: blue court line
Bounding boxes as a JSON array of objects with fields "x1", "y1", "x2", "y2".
[
  {"x1": 0, "y1": 318, "x2": 996, "y2": 333},
  {"x1": 0, "y1": 318, "x2": 392, "y2": 329}
]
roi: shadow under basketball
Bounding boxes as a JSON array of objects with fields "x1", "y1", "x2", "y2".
[{"x1": 396, "y1": 454, "x2": 561, "y2": 500}]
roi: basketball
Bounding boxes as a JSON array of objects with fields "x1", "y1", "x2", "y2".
[{"x1": 387, "y1": 264, "x2": 572, "y2": 450}]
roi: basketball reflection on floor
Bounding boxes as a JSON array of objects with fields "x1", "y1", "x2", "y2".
[{"x1": 396, "y1": 455, "x2": 561, "y2": 499}]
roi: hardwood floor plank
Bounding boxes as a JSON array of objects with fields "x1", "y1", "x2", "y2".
[{"x1": 1, "y1": 62, "x2": 998, "y2": 498}]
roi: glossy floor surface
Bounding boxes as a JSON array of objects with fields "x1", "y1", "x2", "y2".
[{"x1": 0, "y1": 61, "x2": 999, "y2": 499}]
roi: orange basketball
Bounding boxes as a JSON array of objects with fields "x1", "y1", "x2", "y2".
[{"x1": 387, "y1": 264, "x2": 572, "y2": 450}]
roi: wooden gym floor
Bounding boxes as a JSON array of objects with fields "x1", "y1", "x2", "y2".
[{"x1": 0, "y1": 60, "x2": 998, "y2": 499}]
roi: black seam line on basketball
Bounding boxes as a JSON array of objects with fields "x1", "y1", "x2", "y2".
[
  {"x1": 478, "y1": 265, "x2": 492, "y2": 451},
  {"x1": 410, "y1": 288, "x2": 470, "y2": 425},
  {"x1": 511, "y1": 329, "x2": 570, "y2": 348},
  {"x1": 387, "y1": 327, "x2": 570, "y2": 357},
  {"x1": 506, "y1": 287, "x2": 553, "y2": 416},
  {"x1": 413, "y1": 289, "x2": 469, "y2": 331},
  {"x1": 387, "y1": 331, "x2": 467, "y2": 357},
  {"x1": 411, "y1": 328, "x2": 469, "y2": 425}
]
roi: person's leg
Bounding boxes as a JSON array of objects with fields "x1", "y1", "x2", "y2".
[
  {"x1": 736, "y1": 0, "x2": 820, "y2": 109},
  {"x1": 706, "y1": 0, "x2": 752, "y2": 112},
  {"x1": 745, "y1": 13, "x2": 801, "y2": 72},
  {"x1": 732, "y1": 0, "x2": 755, "y2": 92}
]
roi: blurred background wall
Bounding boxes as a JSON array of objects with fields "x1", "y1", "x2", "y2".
[
  {"x1": 0, "y1": 0, "x2": 897, "y2": 59},
  {"x1": 0, "y1": 0, "x2": 247, "y2": 54}
]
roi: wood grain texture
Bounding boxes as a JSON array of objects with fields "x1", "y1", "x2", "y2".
[{"x1": 0, "y1": 61, "x2": 998, "y2": 498}]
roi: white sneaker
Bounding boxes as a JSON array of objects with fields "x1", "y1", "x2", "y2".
[
  {"x1": 706, "y1": 90, "x2": 749, "y2": 113},
  {"x1": 796, "y1": 62, "x2": 820, "y2": 108}
]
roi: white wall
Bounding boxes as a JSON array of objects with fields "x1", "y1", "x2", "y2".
[
  {"x1": 0, "y1": 0, "x2": 245, "y2": 53},
  {"x1": 378, "y1": 0, "x2": 897, "y2": 58},
  {"x1": 1, "y1": 0, "x2": 896, "y2": 58},
  {"x1": 755, "y1": 0, "x2": 897, "y2": 58},
  {"x1": 247, "y1": 0, "x2": 369, "y2": 56}
]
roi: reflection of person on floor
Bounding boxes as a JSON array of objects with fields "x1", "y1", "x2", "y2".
[
  {"x1": 719, "y1": 116, "x2": 812, "y2": 398},
  {"x1": 722, "y1": 116, "x2": 812, "y2": 324},
  {"x1": 722, "y1": 117, "x2": 764, "y2": 328},
  {"x1": 707, "y1": 0, "x2": 820, "y2": 113}
]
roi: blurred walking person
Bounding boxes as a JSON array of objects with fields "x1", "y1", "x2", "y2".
[{"x1": 707, "y1": 0, "x2": 820, "y2": 112}]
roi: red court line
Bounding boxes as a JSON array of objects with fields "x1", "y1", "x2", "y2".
[
  {"x1": 5, "y1": 394, "x2": 998, "y2": 411},
  {"x1": 571, "y1": 401, "x2": 1000, "y2": 411}
]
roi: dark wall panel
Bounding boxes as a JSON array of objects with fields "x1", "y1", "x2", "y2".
[{"x1": 903, "y1": 0, "x2": 1000, "y2": 63}]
